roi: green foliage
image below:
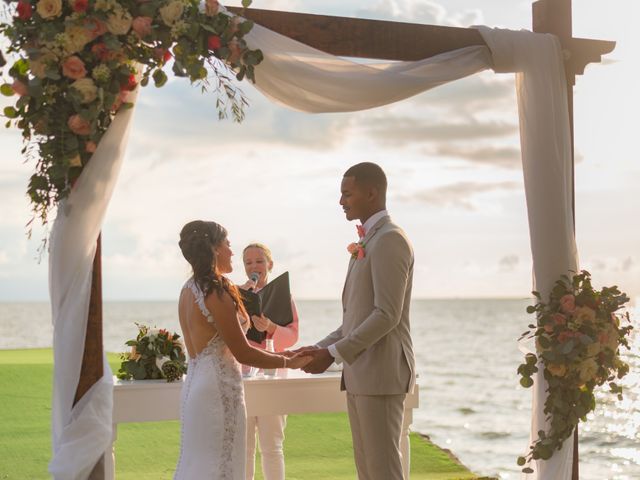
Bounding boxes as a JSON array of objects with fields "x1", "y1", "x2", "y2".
[
  {"x1": 0, "y1": 0, "x2": 263, "y2": 232},
  {"x1": 117, "y1": 324, "x2": 188, "y2": 382},
  {"x1": 516, "y1": 270, "x2": 633, "y2": 472}
]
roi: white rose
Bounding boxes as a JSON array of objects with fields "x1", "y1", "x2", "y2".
[
  {"x1": 159, "y1": 1, "x2": 184, "y2": 26},
  {"x1": 64, "y1": 26, "x2": 92, "y2": 54},
  {"x1": 37, "y1": 0, "x2": 62, "y2": 19},
  {"x1": 578, "y1": 358, "x2": 599, "y2": 383},
  {"x1": 71, "y1": 78, "x2": 98, "y2": 103},
  {"x1": 107, "y1": 8, "x2": 133, "y2": 35}
]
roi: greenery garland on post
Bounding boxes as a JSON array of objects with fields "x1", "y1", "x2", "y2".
[
  {"x1": 516, "y1": 270, "x2": 633, "y2": 473},
  {"x1": 0, "y1": 0, "x2": 263, "y2": 233}
]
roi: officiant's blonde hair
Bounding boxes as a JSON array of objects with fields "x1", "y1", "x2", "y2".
[{"x1": 243, "y1": 243, "x2": 273, "y2": 271}]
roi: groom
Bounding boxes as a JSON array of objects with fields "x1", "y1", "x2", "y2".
[{"x1": 298, "y1": 162, "x2": 416, "y2": 480}]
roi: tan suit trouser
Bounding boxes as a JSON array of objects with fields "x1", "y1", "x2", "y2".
[{"x1": 347, "y1": 393, "x2": 406, "y2": 480}]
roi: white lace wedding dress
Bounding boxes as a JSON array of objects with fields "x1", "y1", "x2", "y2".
[{"x1": 174, "y1": 278, "x2": 249, "y2": 479}]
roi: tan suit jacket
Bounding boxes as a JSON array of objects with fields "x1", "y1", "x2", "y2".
[{"x1": 318, "y1": 215, "x2": 416, "y2": 395}]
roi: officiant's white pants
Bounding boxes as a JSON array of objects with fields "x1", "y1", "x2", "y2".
[
  {"x1": 245, "y1": 414, "x2": 287, "y2": 480},
  {"x1": 347, "y1": 393, "x2": 406, "y2": 480}
]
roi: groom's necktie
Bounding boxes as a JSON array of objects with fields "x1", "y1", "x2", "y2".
[{"x1": 356, "y1": 224, "x2": 366, "y2": 239}]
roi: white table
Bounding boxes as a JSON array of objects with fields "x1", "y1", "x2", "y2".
[{"x1": 108, "y1": 369, "x2": 419, "y2": 478}]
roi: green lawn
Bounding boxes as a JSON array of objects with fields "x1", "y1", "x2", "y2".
[{"x1": 0, "y1": 349, "x2": 489, "y2": 480}]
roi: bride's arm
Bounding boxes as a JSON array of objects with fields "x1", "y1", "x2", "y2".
[{"x1": 206, "y1": 291, "x2": 307, "y2": 369}]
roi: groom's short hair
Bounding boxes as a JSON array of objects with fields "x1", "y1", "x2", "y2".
[{"x1": 344, "y1": 162, "x2": 387, "y2": 196}]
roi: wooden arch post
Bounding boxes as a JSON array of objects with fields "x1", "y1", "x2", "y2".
[{"x1": 76, "y1": 1, "x2": 613, "y2": 478}]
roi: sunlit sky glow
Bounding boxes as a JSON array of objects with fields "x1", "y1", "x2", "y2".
[{"x1": 0, "y1": 0, "x2": 638, "y2": 301}]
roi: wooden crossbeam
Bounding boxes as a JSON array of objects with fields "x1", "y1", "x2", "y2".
[{"x1": 229, "y1": 6, "x2": 614, "y2": 79}]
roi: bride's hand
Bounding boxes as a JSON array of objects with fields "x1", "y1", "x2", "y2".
[{"x1": 286, "y1": 354, "x2": 313, "y2": 369}]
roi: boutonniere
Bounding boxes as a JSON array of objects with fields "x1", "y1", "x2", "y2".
[{"x1": 347, "y1": 242, "x2": 366, "y2": 260}]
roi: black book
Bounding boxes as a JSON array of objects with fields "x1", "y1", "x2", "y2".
[{"x1": 239, "y1": 272, "x2": 294, "y2": 344}]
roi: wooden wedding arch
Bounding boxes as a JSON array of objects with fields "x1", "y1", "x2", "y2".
[{"x1": 75, "y1": 1, "x2": 614, "y2": 477}]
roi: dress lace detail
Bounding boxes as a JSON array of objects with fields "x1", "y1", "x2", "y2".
[
  {"x1": 184, "y1": 277, "x2": 215, "y2": 323},
  {"x1": 174, "y1": 278, "x2": 250, "y2": 479}
]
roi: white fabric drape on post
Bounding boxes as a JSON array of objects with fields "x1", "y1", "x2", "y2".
[
  {"x1": 49, "y1": 89, "x2": 139, "y2": 479},
  {"x1": 48, "y1": 15, "x2": 577, "y2": 480}
]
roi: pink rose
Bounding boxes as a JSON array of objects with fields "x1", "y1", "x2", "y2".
[
  {"x1": 12, "y1": 80, "x2": 29, "y2": 96},
  {"x1": 559, "y1": 294, "x2": 576, "y2": 314},
  {"x1": 84, "y1": 17, "x2": 108, "y2": 39},
  {"x1": 62, "y1": 56, "x2": 86, "y2": 79},
  {"x1": 67, "y1": 114, "x2": 91, "y2": 135},
  {"x1": 552, "y1": 313, "x2": 567, "y2": 326},
  {"x1": 132, "y1": 16, "x2": 152, "y2": 38},
  {"x1": 85, "y1": 141, "x2": 97, "y2": 153},
  {"x1": 543, "y1": 323, "x2": 555, "y2": 334}
]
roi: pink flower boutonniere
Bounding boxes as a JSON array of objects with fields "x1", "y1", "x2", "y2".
[{"x1": 347, "y1": 242, "x2": 366, "y2": 260}]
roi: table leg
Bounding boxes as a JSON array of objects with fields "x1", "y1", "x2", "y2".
[
  {"x1": 401, "y1": 407, "x2": 412, "y2": 479},
  {"x1": 105, "y1": 424, "x2": 117, "y2": 480}
]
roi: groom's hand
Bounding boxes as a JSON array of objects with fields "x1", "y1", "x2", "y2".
[{"x1": 302, "y1": 348, "x2": 333, "y2": 374}]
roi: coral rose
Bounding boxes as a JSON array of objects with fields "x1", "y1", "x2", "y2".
[
  {"x1": 84, "y1": 18, "x2": 108, "y2": 39},
  {"x1": 559, "y1": 294, "x2": 576, "y2": 314},
  {"x1": 62, "y1": 56, "x2": 86, "y2": 79},
  {"x1": 132, "y1": 16, "x2": 153, "y2": 38},
  {"x1": 552, "y1": 313, "x2": 567, "y2": 326},
  {"x1": 36, "y1": 0, "x2": 62, "y2": 19},
  {"x1": 67, "y1": 114, "x2": 91, "y2": 135}
]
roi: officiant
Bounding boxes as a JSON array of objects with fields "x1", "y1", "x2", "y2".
[{"x1": 240, "y1": 243, "x2": 300, "y2": 480}]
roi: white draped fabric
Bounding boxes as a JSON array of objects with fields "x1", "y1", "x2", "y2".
[{"x1": 48, "y1": 16, "x2": 577, "y2": 480}]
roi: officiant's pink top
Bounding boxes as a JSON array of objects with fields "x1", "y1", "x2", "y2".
[{"x1": 248, "y1": 296, "x2": 299, "y2": 353}]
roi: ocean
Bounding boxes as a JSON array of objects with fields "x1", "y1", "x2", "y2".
[{"x1": 1, "y1": 299, "x2": 637, "y2": 479}]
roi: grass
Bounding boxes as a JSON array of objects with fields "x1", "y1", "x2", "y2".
[{"x1": 0, "y1": 349, "x2": 489, "y2": 479}]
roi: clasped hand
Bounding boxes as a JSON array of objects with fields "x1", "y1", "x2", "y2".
[{"x1": 283, "y1": 346, "x2": 333, "y2": 374}]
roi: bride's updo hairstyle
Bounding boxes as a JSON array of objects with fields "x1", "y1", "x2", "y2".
[{"x1": 179, "y1": 220, "x2": 245, "y2": 315}]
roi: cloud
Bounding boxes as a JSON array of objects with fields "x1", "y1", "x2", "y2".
[
  {"x1": 413, "y1": 74, "x2": 515, "y2": 114},
  {"x1": 432, "y1": 144, "x2": 521, "y2": 169},
  {"x1": 356, "y1": 0, "x2": 446, "y2": 24},
  {"x1": 622, "y1": 257, "x2": 634, "y2": 272},
  {"x1": 394, "y1": 180, "x2": 520, "y2": 209},
  {"x1": 499, "y1": 254, "x2": 519, "y2": 271},
  {"x1": 360, "y1": 115, "x2": 518, "y2": 146}
]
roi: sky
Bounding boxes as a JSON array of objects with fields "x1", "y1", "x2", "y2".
[{"x1": 0, "y1": 0, "x2": 638, "y2": 301}]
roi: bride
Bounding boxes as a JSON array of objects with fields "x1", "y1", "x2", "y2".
[{"x1": 175, "y1": 220, "x2": 311, "y2": 479}]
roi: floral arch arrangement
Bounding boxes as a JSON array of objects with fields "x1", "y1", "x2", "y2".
[
  {"x1": 0, "y1": 0, "x2": 263, "y2": 228},
  {"x1": 516, "y1": 270, "x2": 633, "y2": 472}
]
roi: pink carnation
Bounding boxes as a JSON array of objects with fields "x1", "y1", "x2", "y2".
[{"x1": 62, "y1": 56, "x2": 86, "y2": 80}]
